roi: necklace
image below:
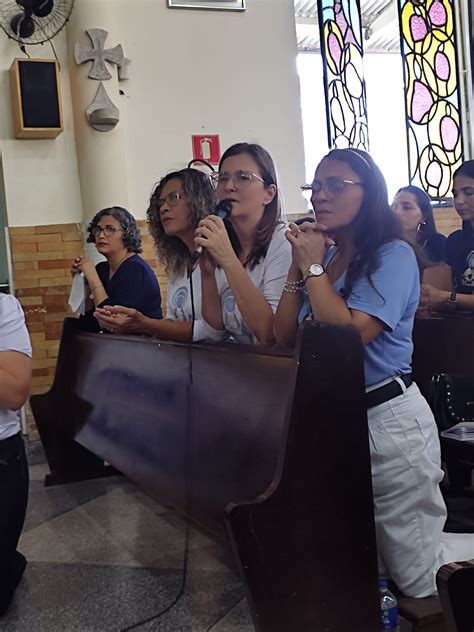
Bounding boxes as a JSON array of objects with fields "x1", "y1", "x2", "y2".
[{"x1": 109, "y1": 251, "x2": 133, "y2": 279}]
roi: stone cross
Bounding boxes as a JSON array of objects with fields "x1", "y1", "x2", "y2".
[{"x1": 74, "y1": 28, "x2": 124, "y2": 81}]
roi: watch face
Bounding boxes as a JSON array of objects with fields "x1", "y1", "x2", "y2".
[{"x1": 309, "y1": 264, "x2": 324, "y2": 276}]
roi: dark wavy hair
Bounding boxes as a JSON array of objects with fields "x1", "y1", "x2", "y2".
[
  {"x1": 453, "y1": 160, "x2": 474, "y2": 238},
  {"x1": 219, "y1": 142, "x2": 283, "y2": 270},
  {"x1": 322, "y1": 148, "x2": 403, "y2": 299},
  {"x1": 147, "y1": 168, "x2": 216, "y2": 278},
  {"x1": 395, "y1": 185, "x2": 438, "y2": 245},
  {"x1": 86, "y1": 206, "x2": 142, "y2": 253}
]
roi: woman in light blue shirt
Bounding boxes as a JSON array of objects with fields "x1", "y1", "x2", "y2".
[{"x1": 275, "y1": 148, "x2": 474, "y2": 598}]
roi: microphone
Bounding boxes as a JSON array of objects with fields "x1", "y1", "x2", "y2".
[{"x1": 191, "y1": 199, "x2": 233, "y2": 264}]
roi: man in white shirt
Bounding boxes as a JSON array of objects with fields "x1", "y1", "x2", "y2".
[{"x1": 0, "y1": 294, "x2": 32, "y2": 616}]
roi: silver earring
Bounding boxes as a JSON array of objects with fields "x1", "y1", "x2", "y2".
[{"x1": 417, "y1": 221, "x2": 426, "y2": 232}]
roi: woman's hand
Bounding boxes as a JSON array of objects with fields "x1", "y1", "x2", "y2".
[
  {"x1": 198, "y1": 249, "x2": 217, "y2": 277},
  {"x1": 78, "y1": 257, "x2": 96, "y2": 280},
  {"x1": 94, "y1": 306, "x2": 146, "y2": 334},
  {"x1": 285, "y1": 222, "x2": 334, "y2": 273},
  {"x1": 418, "y1": 284, "x2": 449, "y2": 314},
  {"x1": 72, "y1": 256, "x2": 97, "y2": 284},
  {"x1": 70, "y1": 256, "x2": 83, "y2": 278},
  {"x1": 194, "y1": 216, "x2": 237, "y2": 268}
]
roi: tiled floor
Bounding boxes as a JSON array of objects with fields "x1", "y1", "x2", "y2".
[
  {"x1": 1, "y1": 442, "x2": 252, "y2": 632},
  {"x1": 2, "y1": 442, "x2": 473, "y2": 631}
]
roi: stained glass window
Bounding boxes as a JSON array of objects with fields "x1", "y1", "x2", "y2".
[
  {"x1": 317, "y1": 0, "x2": 369, "y2": 150},
  {"x1": 398, "y1": 0, "x2": 463, "y2": 198}
]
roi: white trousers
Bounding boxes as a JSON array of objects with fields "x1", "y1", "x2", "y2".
[{"x1": 368, "y1": 381, "x2": 474, "y2": 598}]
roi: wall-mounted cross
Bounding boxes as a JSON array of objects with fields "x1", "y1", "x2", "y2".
[{"x1": 74, "y1": 28, "x2": 124, "y2": 81}]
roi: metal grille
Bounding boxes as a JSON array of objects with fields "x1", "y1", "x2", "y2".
[{"x1": 295, "y1": 0, "x2": 401, "y2": 53}]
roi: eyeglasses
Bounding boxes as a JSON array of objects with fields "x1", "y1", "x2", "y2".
[
  {"x1": 157, "y1": 190, "x2": 186, "y2": 209},
  {"x1": 92, "y1": 225, "x2": 123, "y2": 237},
  {"x1": 301, "y1": 177, "x2": 364, "y2": 200},
  {"x1": 211, "y1": 170, "x2": 266, "y2": 190}
]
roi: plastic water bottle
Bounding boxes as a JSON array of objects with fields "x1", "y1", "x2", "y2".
[{"x1": 379, "y1": 579, "x2": 400, "y2": 631}]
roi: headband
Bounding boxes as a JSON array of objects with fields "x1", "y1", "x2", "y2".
[{"x1": 345, "y1": 148, "x2": 372, "y2": 170}]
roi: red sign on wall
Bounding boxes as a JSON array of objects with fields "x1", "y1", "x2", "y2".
[{"x1": 192, "y1": 135, "x2": 221, "y2": 165}]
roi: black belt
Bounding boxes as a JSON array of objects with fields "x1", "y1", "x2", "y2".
[{"x1": 366, "y1": 374, "x2": 413, "y2": 409}]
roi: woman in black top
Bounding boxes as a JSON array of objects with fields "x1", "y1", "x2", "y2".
[
  {"x1": 392, "y1": 185, "x2": 446, "y2": 263},
  {"x1": 71, "y1": 206, "x2": 162, "y2": 330},
  {"x1": 420, "y1": 161, "x2": 474, "y2": 313}
]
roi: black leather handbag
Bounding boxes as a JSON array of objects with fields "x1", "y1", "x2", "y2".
[{"x1": 429, "y1": 373, "x2": 474, "y2": 432}]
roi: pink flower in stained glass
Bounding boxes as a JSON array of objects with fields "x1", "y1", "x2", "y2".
[
  {"x1": 429, "y1": 0, "x2": 447, "y2": 27},
  {"x1": 440, "y1": 115, "x2": 458, "y2": 151},
  {"x1": 335, "y1": 6, "x2": 347, "y2": 36},
  {"x1": 426, "y1": 160, "x2": 442, "y2": 188},
  {"x1": 410, "y1": 14, "x2": 428, "y2": 42},
  {"x1": 411, "y1": 81, "x2": 434, "y2": 123},
  {"x1": 328, "y1": 32, "x2": 342, "y2": 70},
  {"x1": 435, "y1": 51, "x2": 450, "y2": 81}
]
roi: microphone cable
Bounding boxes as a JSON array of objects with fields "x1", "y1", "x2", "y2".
[
  {"x1": 120, "y1": 262, "x2": 197, "y2": 631},
  {"x1": 188, "y1": 257, "x2": 197, "y2": 341},
  {"x1": 187, "y1": 158, "x2": 215, "y2": 172}
]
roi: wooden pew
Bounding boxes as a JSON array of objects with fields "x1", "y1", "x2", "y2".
[
  {"x1": 412, "y1": 314, "x2": 474, "y2": 492},
  {"x1": 437, "y1": 560, "x2": 474, "y2": 632},
  {"x1": 395, "y1": 315, "x2": 474, "y2": 631},
  {"x1": 31, "y1": 318, "x2": 381, "y2": 632}
]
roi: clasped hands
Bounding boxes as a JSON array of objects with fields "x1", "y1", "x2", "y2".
[
  {"x1": 285, "y1": 221, "x2": 335, "y2": 272},
  {"x1": 94, "y1": 306, "x2": 143, "y2": 334},
  {"x1": 417, "y1": 283, "x2": 449, "y2": 316}
]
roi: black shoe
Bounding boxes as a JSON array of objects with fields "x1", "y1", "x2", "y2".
[{"x1": 0, "y1": 552, "x2": 27, "y2": 616}]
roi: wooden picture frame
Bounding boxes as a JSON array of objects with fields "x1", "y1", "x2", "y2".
[
  {"x1": 9, "y1": 58, "x2": 63, "y2": 139},
  {"x1": 168, "y1": 0, "x2": 245, "y2": 10}
]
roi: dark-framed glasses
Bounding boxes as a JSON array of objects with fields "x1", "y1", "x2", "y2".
[
  {"x1": 157, "y1": 190, "x2": 186, "y2": 209},
  {"x1": 211, "y1": 170, "x2": 265, "y2": 189},
  {"x1": 301, "y1": 177, "x2": 364, "y2": 200},
  {"x1": 92, "y1": 225, "x2": 123, "y2": 238}
]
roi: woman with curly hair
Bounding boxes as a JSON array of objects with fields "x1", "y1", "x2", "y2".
[
  {"x1": 71, "y1": 206, "x2": 162, "y2": 331},
  {"x1": 95, "y1": 168, "x2": 224, "y2": 341}
]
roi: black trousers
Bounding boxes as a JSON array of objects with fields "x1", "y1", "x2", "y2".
[{"x1": 0, "y1": 432, "x2": 29, "y2": 610}]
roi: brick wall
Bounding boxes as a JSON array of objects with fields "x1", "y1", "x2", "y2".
[
  {"x1": 9, "y1": 220, "x2": 166, "y2": 439},
  {"x1": 433, "y1": 206, "x2": 462, "y2": 236}
]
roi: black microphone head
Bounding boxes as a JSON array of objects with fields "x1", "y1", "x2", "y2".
[{"x1": 215, "y1": 199, "x2": 233, "y2": 220}]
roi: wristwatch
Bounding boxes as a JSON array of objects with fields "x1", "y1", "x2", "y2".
[
  {"x1": 303, "y1": 263, "x2": 326, "y2": 283},
  {"x1": 446, "y1": 288, "x2": 457, "y2": 312}
]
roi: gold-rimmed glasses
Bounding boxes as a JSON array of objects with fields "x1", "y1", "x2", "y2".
[
  {"x1": 211, "y1": 170, "x2": 266, "y2": 190},
  {"x1": 301, "y1": 177, "x2": 364, "y2": 200}
]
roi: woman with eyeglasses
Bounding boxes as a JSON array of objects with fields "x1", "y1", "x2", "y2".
[
  {"x1": 94, "y1": 169, "x2": 225, "y2": 341},
  {"x1": 194, "y1": 142, "x2": 291, "y2": 345},
  {"x1": 274, "y1": 148, "x2": 474, "y2": 598},
  {"x1": 419, "y1": 159, "x2": 474, "y2": 313},
  {"x1": 71, "y1": 206, "x2": 162, "y2": 331}
]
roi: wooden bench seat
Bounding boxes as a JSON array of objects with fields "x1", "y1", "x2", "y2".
[{"x1": 31, "y1": 319, "x2": 382, "y2": 632}]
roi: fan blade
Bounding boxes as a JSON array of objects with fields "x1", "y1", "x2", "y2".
[
  {"x1": 10, "y1": 12, "x2": 36, "y2": 38},
  {"x1": 33, "y1": 0, "x2": 54, "y2": 18}
]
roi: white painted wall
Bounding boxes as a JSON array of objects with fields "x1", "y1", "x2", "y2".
[
  {"x1": 0, "y1": 32, "x2": 83, "y2": 227},
  {"x1": 0, "y1": 0, "x2": 306, "y2": 226},
  {"x1": 115, "y1": 0, "x2": 306, "y2": 217}
]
